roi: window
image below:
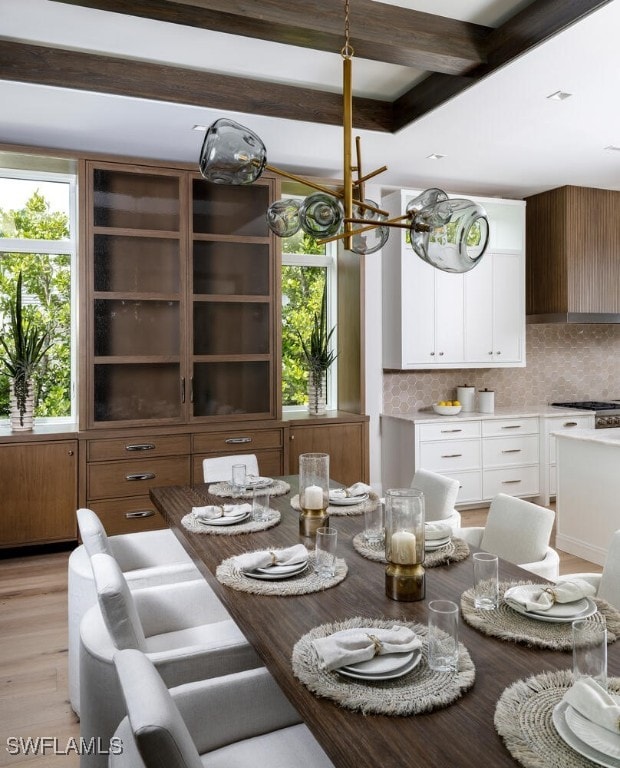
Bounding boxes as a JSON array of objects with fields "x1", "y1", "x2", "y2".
[
  {"x1": 0, "y1": 164, "x2": 77, "y2": 422},
  {"x1": 281, "y1": 209, "x2": 337, "y2": 411}
]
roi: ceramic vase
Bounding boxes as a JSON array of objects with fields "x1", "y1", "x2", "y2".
[
  {"x1": 10, "y1": 378, "x2": 35, "y2": 431},
  {"x1": 307, "y1": 372, "x2": 327, "y2": 416}
]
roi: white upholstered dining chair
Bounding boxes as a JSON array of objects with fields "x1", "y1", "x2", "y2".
[
  {"x1": 455, "y1": 493, "x2": 560, "y2": 579},
  {"x1": 555, "y1": 528, "x2": 620, "y2": 609},
  {"x1": 410, "y1": 468, "x2": 461, "y2": 532},
  {"x1": 68, "y1": 508, "x2": 201, "y2": 715},
  {"x1": 202, "y1": 453, "x2": 259, "y2": 483},
  {"x1": 110, "y1": 649, "x2": 334, "y2": 768},
  {"x1": 79, "y1": 553, "x2": 260, "y2": 768}
]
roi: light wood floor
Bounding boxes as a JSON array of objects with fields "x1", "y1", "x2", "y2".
[{"x1": 0, "y1": 511, "x2": 602, "y2": 765}]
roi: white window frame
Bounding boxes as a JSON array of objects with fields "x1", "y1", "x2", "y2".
[
  {"x1": 0, "y1": 169, "x2": 78, "y2": 423},
  {"x1": 281, "y1": 241, "x2": 338, "y2": 413}
]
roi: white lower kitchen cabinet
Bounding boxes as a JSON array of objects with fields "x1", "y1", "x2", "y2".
[{"x1": 539, "y1": 413, "x2": 595, "y2": 505}]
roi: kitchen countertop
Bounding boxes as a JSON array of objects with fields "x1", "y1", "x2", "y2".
[
  {"x1": 554, "y1": 427, "x2": 620, "y2": 446},
  {"x1": 381, "y1": 404, "x2": 593, "y2": 424}
]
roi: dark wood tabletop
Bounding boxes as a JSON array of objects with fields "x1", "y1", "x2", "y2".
[{"x1": 150, "y1": 478, "x2": 620, "y2": 768}]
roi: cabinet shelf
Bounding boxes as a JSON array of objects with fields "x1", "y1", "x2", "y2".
[
  {"x1": 94, "y1": 356, "x2": 181, "y2": 364},
  {"x1": 94, "y1": 292, "x2": 181, "y2": 301},
  {"x1": 93, "y1": 226, "x2": 180, "y2": 239}
]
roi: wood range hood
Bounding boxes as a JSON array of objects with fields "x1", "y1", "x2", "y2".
[{"x1": 526, "y1": 185, "x2": 620, "y2": 323}]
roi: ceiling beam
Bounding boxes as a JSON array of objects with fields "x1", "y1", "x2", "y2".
[
  {"x1": 0, "y1": 40, "x2": 392, "y2": 131},
  {"x1": 52, "y1": 0, "x2": 489, "y2": 75}
]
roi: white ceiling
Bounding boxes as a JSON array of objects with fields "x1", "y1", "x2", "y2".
[{"x1": 1, "y1": 0, "x2": 619, "y2": 199}]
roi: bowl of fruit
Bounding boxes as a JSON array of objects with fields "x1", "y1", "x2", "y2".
[{"x1": 433, "y1": 400, "x2": 462, "y2": 415}]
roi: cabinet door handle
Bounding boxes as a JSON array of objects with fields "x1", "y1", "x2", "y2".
[
  {"x1": 501, "y1": 425, "x2": 522, "y2": 429},
  {"x1": 440, "y1": 429, "x2": 462, "y2": 433},
  {"x1": 225, "y1": 437, "x2": 252, "y2": 444},
  {"x1": 125, "y1": 510, "x2": 155, "y2": 519},
  {"x1": 502, "y1": 479, "x2": 522, "y2": 484},
  {"x1": 438, "y1": 351, "x2": 444, "y2": 356},
  {"x1": 181, "y1": 377, "x2": 186, "y2": 404},
  {"x1": 501, "y1": 449, "x2": 522, "y2": 454},
  {"x1": 441, "y1": 453, "x2": 462, "y2": 458},
  {"x1": 125, "y1": 472, "x2": 156, "y2": 481},
  {"x1": 125, "y1": 443, "x2": 156, "y2": 452},
  {"x1": 430, "y1": 351, "x2": 435, "y2": 356},
  {"x1": 190, "y1": 377, "x2": 194, "y2": 404},
  {"x1": 563, "y1": 421, "x2": 578, "y2": 427}
]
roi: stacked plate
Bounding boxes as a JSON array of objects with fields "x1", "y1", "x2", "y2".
[
  {"x1": 507, "y1": 596, "x2": 598, "y2": 623},
  {"x1": 336, "y1": 649, "x2": 422, "y2": 681},
  {"x1": 425, "y1": 536, "x2": 451, "y2": 551},
  {"x1": 329, "y1": 490, "x2": 369, "y2": 506},
  {"x1": 244, "y1": 560, "x2": 308, "y2": 581},
  {"x1": 553, "y1": 698, "x2": 620, "y2": 767},
  {"x1": 198, "y1": 509, "x2": 250, "y2": 527},
  {"x1": 245, "y1": 476, "x2": 274, "y2": 490}
]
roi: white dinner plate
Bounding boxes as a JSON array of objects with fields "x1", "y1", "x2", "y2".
[
  {"x1": 329, "y1": 492, "x2": 369, "y2": 506},
  {"x1": 425, "y1": 537, "x2": 451, "y2": 550},
  {"x1": 199, "y1": 512, "x2": 250, "y2": 527},
  {"x1": 553, "y1": 701, "x2": 620, "y2": 768},
  {"x1": 245, "y1": 476, "x2": 273, "y2": 489},
  {"x1": 244, "y1": 562, "x2": 308, "y2": 581},
  {"x1": 565, "y1": 700, "x2": 620, "y2": 760},
  {"x1": 256, "y1": 561, "x2": 309, "y2": 575},
  {"x1": 506, "y1": 596, "x2": 598, "y2": 623},
  {"x1": 337, "y1": 649, "x2": 422, "y2": 681}
]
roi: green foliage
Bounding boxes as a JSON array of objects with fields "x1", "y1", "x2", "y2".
[
  {"x1": 0, "y1": 190, "x2": 71, "y2": 419},
  {"x1": 296, "y1": 283, "x2": 337, "y2": 387}
]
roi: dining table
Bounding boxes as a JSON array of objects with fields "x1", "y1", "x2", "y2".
[{"x1": 150, "y1": 477, "x2": 620, "y2": 768}]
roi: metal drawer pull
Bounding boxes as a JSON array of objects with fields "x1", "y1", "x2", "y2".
[
  {"x1": 125, "y1": 443, "x2": 156, "y2": 452},
  {"x1": 441, "y1": 453, "x2": 462, "y2": 458},
  {"x1": 501, "y1": 449, "x2": 522, "y2": 454},
  {"x1": 501, "y1": 425, "x2": 522, "y2": 429},
  {"x1": 440, "y1": 429, "x2": 462, "y2": 433},
  {"x1": 125, "y1": 510, "x2": 155, "y2": 519},
  {"x1": 563, "y1": 421, "x2": 578, "y2": 427},
  {"x1": 502, "y1": 479, "x2": 522, "y2": 484},
  {"x1": 125, "y1": 472, "x2": 156, "y2": 481},
  {"x1": 225, "y1": 437, "x2": 252, "y2": 444}
]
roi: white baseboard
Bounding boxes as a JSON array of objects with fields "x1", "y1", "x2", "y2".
[{"x1": 555, "y1": 533, "x2": 606, "y2": 567}]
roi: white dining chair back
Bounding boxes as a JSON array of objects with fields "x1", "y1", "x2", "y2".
[
  {"x1": 410, "y1": 468, "x2": 461, "y2": 530},
  {"x1": 110, "y1": 649, "x2": 334, "y2": 768},
  {"x1": 202, "y1": 453, "x2": 259, "y2": 483}
]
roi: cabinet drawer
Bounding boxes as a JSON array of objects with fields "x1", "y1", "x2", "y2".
[
  {"x1": 191, "y1": 448, "x2": 283, "y2": 484},
  {"x1": 88, "y1": 456, "x2": 190, "y2": 499},
  {"x1": 417, "y1": 421, "x2": 481, "y2": 442},
  {"x1": 88, "y1": 497, "x2": 165, "y2": 535},
  {"x1": 450, "y1": 471, "x2": 482, "y2": 505},
  {"x1": 483, "y1": 465, "x2": 539, "y2": 499},
  {"x1": 193, "y1": 429, "x2": 283, "y2": 453},
  {"x1": 483, "y1": 435, "x2": 539, "y2": 467},
  {"x1": 419, "y1": 439, "x2": 481, "y2": 472},
  {"x1": 482, "y1": 418, "x2": 539, "y2": 437},
  {"x1": 88, "y1": 434, "x2": 190, "y2": 462},
  {"x1": 549, "y1": 416, "x2": 593, "y2": 463}
]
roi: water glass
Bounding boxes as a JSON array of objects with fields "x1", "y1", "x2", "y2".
[
  {"x1": 573, "y1": 617, "x2": 607, "y2": 689},
  {"x1": 252, "y1": 488, "x2": 271, "y2": 523},
  {"x1": 315, "y1": 526, "x2": 337, "y2": 578},
  {"x1": 231, "y1": 464, "x2": 246, "y2": 498},
  {"x1": 364, "y1": 502, "x2": 384, "y2": 545},
  {"x1": 473, "y1": 552, "x2": 499, "y2": 610},
  {"x1": 427, "y1": 600, "x2": 459, "y2": 673}
]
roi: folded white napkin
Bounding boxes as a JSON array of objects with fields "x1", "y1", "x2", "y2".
[
  {"x1": 504, "y1": 579, "x2": 597, "y2": 612},
  {"x1": 425, "y1": 522, "x2": 452, "y2": 541},
  {"x1": 311, "y1": 625, "x2": 422, "y2": 671},
  {"x1": 192, "y1": 503, "x2": 251, "y2": 520},
  {"x1": 330, "y1": 482, "x2": 373, "y2": 500},
  {"x1": 564, "y1": 677, "x2": 620, "y2": 734},
  {"x1": 232, "y1": 544, "x2": 309, "y2": 573}
]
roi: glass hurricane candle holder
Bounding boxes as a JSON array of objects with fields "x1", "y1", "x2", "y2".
[
  {"x1": 299, "y1": 452, "x2": 330, "y2": 538},
  {"x1": 385, "y1": 488, "x2": 425, "y2": 601}
]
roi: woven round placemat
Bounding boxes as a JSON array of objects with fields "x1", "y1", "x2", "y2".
[
  {"x1": 461, "y1": 580, "x2": 620, "y2": 650},
  {"x1": 181, "y1": 509, "x2": 280, "y2": 536},
  {"x1": 292, "y1": 616, "x2": 475, "y2": 716},
  {"x1": 495, "y1": 669, "x2": 620, "y2": 768},
  {"x1": 290, "y1": 492, "x2": 379, "y2": 516},
  {"x1": 216, "y1": 551, "x2": 347, "y2": 595},
  {"x1": 208, "y1": 479, "x2": 291, "y2": 499},
  {"x1": 352, "y1": 533, "x2": 470, "y2": 568}
]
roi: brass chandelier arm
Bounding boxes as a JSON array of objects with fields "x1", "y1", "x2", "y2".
[
  {"x1": 352, "y1": 164, "x2": 389, "y2": 186},
  {"x1": 263, "y1": 163, "x2": 340, "y2": 197},
  {"x1": 355, "y1": 135, "x2": 365, "y2": 205},
  {"x1": 316, "y1": 213, "x2": 412, "y2": 245}
]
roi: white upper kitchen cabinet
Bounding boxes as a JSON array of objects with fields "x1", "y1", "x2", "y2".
[{"x1": 381, "y1": 190, "x2": 525, "y2": 370}]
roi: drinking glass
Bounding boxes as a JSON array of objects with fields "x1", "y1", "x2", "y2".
[
  {"x1": 473, "y1": 552, "x2": 498, "y2": 610},
  {"x1": 427, "y1": 600, "x2": 459, "y2": 673},
  {"x1": 315, "y1": 526, "x2": 337, "y2": 578},
  {"x1": 231, "y1": 463, "x2": 246, "y2": 498},
  {"x1": 573, "y1": 617, "x2": 607, "y2": 689},
  {"x1": 252, "y1": 488, "x2": 271, "y2": 523},
  {"x1": 364, "y1": 502, "x2": 384, "y2": 546}
]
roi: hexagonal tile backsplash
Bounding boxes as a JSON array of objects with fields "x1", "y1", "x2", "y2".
[{"x1": 383, "y1": 324, "x2": 620, "y2": 414}]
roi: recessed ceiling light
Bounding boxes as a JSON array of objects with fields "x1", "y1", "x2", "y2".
[
  {"x1": 192, "y1": 124, "x2": 207, "y2": 131},
  {"x1": 426, "y1": 153, "x2": 446, "y2": 160},
  {"x1": 546, "y1": 91, "x2": 572, "y2": 101},
  {"x1": 604, "y1": 145, "x2": 620, "y2": 152}
]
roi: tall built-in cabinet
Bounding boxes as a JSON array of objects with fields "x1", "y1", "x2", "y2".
[{"x1": 381, "y1": 190, "x2": 525, "y2": 369}]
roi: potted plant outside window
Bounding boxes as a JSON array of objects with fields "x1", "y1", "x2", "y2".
[
  {"x1": 0, "y1": 272, "x2": 52, "y2": 430},
  {"x1": 297, "y1": 286, "x2": 337, "y2": 415}
]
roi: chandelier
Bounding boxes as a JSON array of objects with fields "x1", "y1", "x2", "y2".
[{"x1": 198, "y1": 1, "x2": 489, "y2": 273}]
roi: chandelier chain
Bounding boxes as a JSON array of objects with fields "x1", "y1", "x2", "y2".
[{"x1": 342, "y1": 0, "x2": 354, "y2": 58}]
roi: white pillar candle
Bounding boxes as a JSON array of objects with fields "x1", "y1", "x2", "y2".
[
  {"x1": 303, "y1": 484, "x2": 324, "y2": 510},
  {"x1": 390, "y1": 530, "x2": 417, "y2": 565}
]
